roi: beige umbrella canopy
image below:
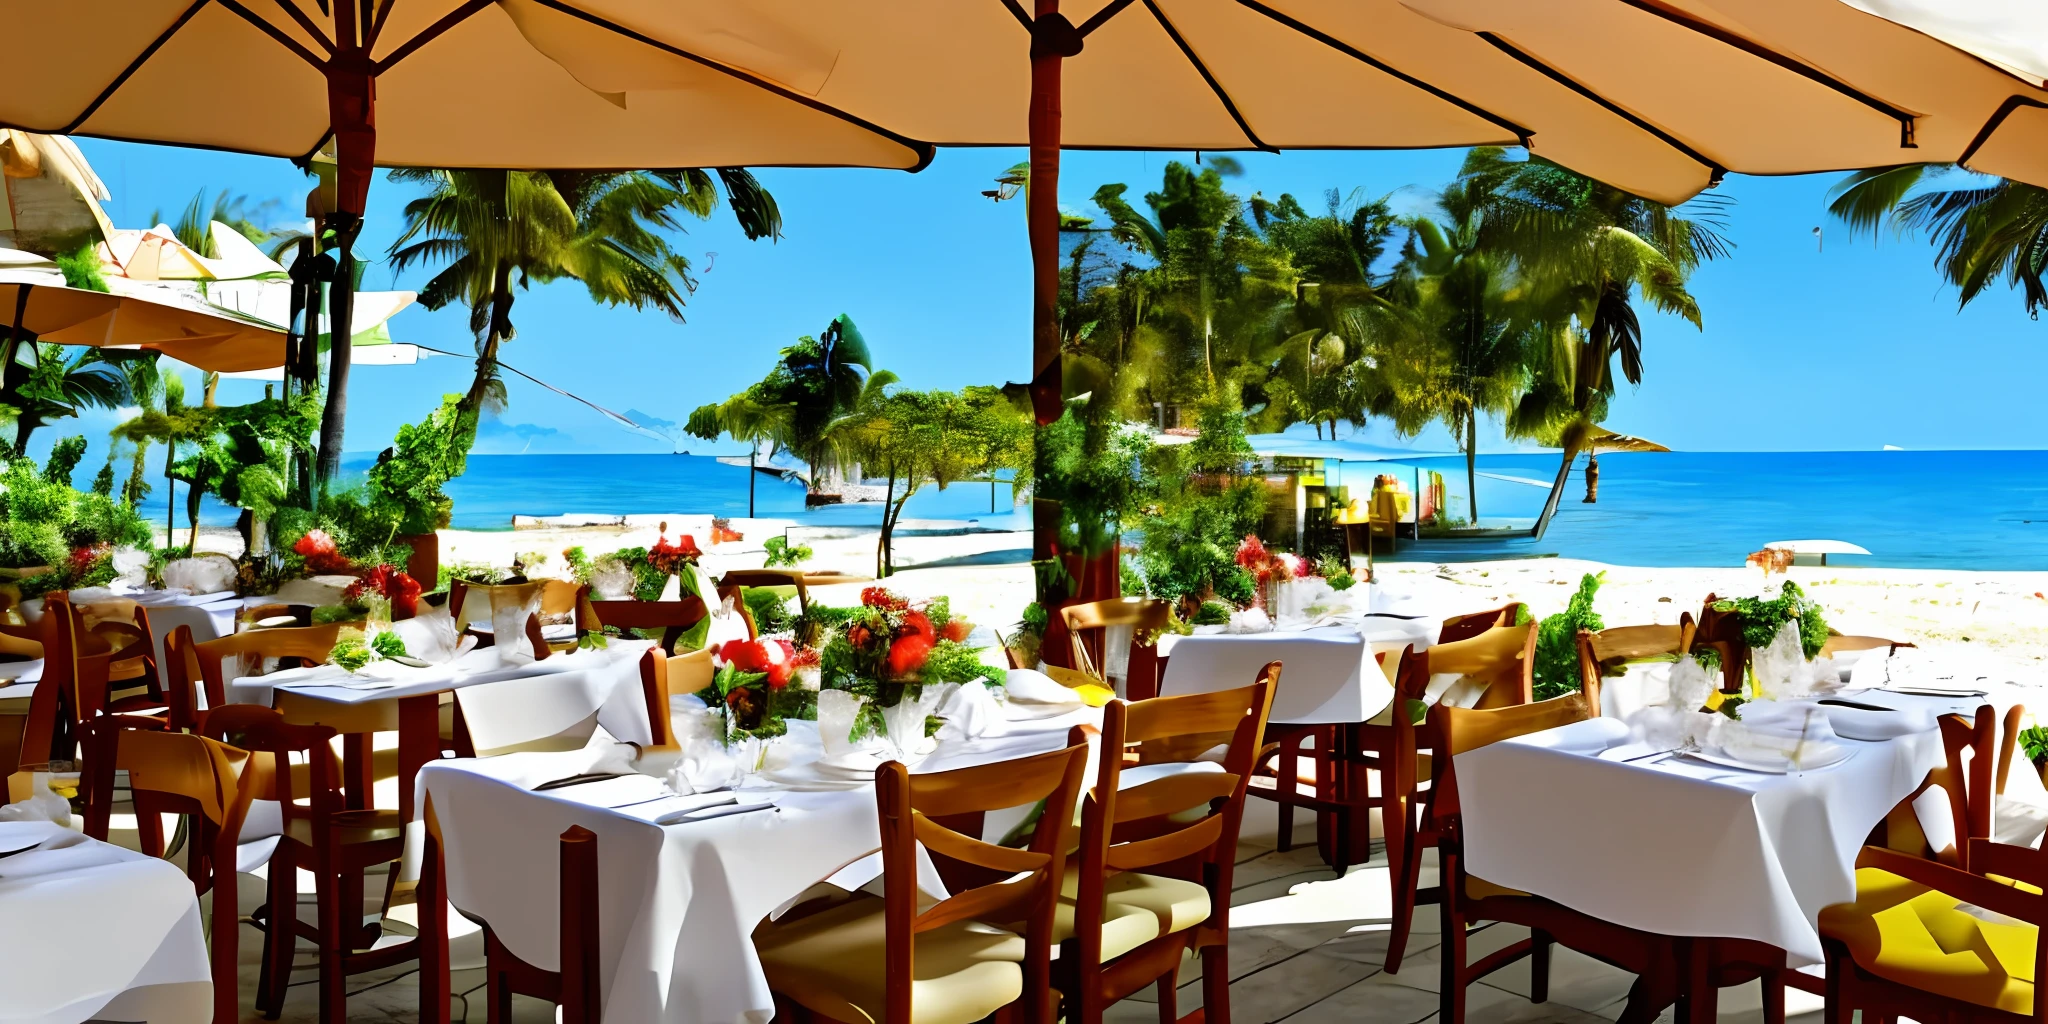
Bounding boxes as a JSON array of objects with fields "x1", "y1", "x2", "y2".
[
  {"x1": 1404, "y1": 0, "x2": 2048, "y2": 192},
  {"x1": 1584, "y1": 428, "x2": 1670, "y2": 455},
  {"x1": 0, "y1": 254, "x2": 287, "y2": 373}
]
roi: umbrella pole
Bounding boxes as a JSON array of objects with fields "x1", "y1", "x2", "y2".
[
  {"x1": 317, "y1": 0, "x2": 376, "y2": 492},
  {"x1": 1028, "y1": 1, "x2": 1081, "y2": 591}
]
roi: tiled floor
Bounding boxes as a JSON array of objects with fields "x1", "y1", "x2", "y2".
[{"x1": 109, "y1": 802, "x2": 1826, "y2": 1023}]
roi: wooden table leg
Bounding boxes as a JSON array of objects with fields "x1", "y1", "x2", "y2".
[
  {"x1": 396, "y1": 695, "x2": 442, "y2": 823},
  {"x1": 1680, "y1": 938, "x2": 1718, "y2": 1024},
  {"x1": 418, "y1": 825, "x2": 451, "y2": 1024},
  {"x1": 341, "y1": 731, "x2": 372, "y2": 810}
]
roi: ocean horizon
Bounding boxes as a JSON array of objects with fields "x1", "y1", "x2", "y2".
[{"x1": 171, "y1": 449, "x2": 2048, "y2": 572}]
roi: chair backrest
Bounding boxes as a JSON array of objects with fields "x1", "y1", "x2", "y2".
[
  {"x1": 717, "y1": 569, "x2": 810, "y2": 616},
  {"x1": 1817, "y1": 633, "x2": 1912, "y2": 658},
  {"x1": 16, "y1": 594, "x2": 114, "y2": 765},
  {"x1": 1369, "y1": 490, "x2": 1399, "y2": 536},
  {"x1": 82, "y1": 715, "x2": 265, "y2": 880},
  {"x1": 1574, "y1": 615, "x2": 1698, "y2": 718},
  {"x1": 635, "y1": 646, "x2": 714, "y2": 750},
  {"x1": 162, "y1": 625, "x2": 201, "y2": 731},
  {"x1": 1061, "y1": 597, "x2": 1170, "y2": 691},
  {"x1": 191, "y1": 623, "x2": 341, "y2": 711},
  {"x1": 875, "y1": 741, "x2": 1091, "y2": 1024},
  {"x1": 449, "y1": 579, "x2": 544, "y2": 627},
  {"x1": 1693, "y1": 594, "x2": 1750, "y2": 692},
  {"x1": 1071, "y1": 668, "x2": 1276, "y2": 970},
  {"x1": 1437, "y1": 603, "x2": 1525, "y2": 645},
  {"x1": 589, "y1": 596, "x2": 707, "y2": 655},
  {"x1": 202, "y1": 704, "x2": 343, "y2": 835}
]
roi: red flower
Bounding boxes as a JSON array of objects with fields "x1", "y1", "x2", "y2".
[
  {"x1": 846, "y1": 624, "x2": 872, "y2": 649},
  {"x1": 346, "y1": 565, "x2": 423, "y2": 618},
  {"x1": 900, "y1": 610, "x2": 935, "y2": 641},
  {"x1": 788, "y1": 645, "x2": 822, "y2": 669},
  {"x1": 861, "y1": 587, "x2": 907, "y2": 611},
  {"x1": 67, "y1": 544, "x2": 108, "y2": 575},
  {"x1": 294, "y1": 529, "x2": 353, "y2": 574},
  {"x1": 647, "y1": 534, "x2": 702, "y2": 576},
  {"x1": 941, "y1": 618, "x2": 972, "y2": 643},
  {"x1": 887, "y1": 633, "x2": 934, "y2": 677},
  {"x1": 718, "y1": 638, "x2": 795, "y2": 688}
]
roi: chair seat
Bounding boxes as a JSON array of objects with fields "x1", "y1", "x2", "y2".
[
  {"x1": 1464, "y1": 875, "x2": 1529, "y2": 902},
  {"x1": 1818, "y1": 866, "x2": 2037, "y2": 1015},
  {"x1": 755, "y1": 891, "x2": 1026, "y2": 1024},
  {"x1": 1047, "y1": 869, "x2": 1212, "y2": 961},
  {"x1": 284, "y1": 808, "x2": 408, "y2": 847}
]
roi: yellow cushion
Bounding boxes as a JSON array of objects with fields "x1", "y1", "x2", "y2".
[
  {"x1": 1818, "y1": 866, "x2": 2037, "y2": 1014},
  {"x1": 1464, "y1": 875, "x2": 1528, "y2": 901},
  {"x1": 754, "y1": 892, "x2": 1025, "y2": 1024},
  {"x1": 1047, "y1": 869, "x2": 1212, "y2": 961}
]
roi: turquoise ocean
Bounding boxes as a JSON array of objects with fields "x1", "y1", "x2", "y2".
[{"x1": 187, "y1": 450, "x2": 2048, "y2": 570}]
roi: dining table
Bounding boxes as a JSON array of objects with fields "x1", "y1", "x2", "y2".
[
  {"x1": 1155, "y1": 613, "x2": 1437, "y2": 724},
  {"x1": 1453, "y1": 646, "x2": 2046, "y2": 1019},
  {"x1": 418, "y1": 683, "x2": 1102, "y2": 1024},
  {"x1": 0, "y1": 821, "x2": 211, "y2": 1024}
]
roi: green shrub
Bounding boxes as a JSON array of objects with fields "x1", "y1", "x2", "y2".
[
  {"x1": 1533, "y1": 573, "x2": 1605, "y2": 701},
  {"x1": 43, "y1": 436, "x2": 87, "y2": 486},
  {"x1": 1192, "y1": 601, "x2": 1233, "y2": 626},
  {"x1": 1713, "y1": 582, "x2": 1831, "y2": 659},
  {"x1": 743, "y1": 588, "x2": 795, "y2": 634},
  {"x1": 763, "y1": 536, "x2": 812, "y2": 567}
]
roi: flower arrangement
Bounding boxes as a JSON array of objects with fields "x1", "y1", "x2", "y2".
[
  {"x1": 345, "y1": 564, "x2": 423, "y2": 619},
  {"x1": 704, "y1": 637, "x2": 801, "y2": 741},
  {"x1": 293, "y1": 529, "x2": 354, "y2": 575},
  {"x1": 819, "y1": 587, "x2": 992, "y2": 713}
]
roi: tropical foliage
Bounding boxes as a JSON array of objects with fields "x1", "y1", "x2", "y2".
[{"x1": 1829, "y1": 165, "x2": 2048, "y2": 317}]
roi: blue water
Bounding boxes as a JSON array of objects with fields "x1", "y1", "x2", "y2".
[{"x1": 175, "y1": 449, "x2": 2048, "y2": 570}]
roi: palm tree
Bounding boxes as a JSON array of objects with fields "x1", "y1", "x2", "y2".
[
  {"x1": 388, "y1": 167, "x2": 781, "y2": 449},
  {"x1": 1829, "y1": 165, "x2": 2048, "y2": 316},
  {"x1": 111, "y1": 373, "x2": 215, "y2": 548},
  {"x1": 1463, "y1": 150, "x2": 1725, "y2": 537},
  {"x1": 0, "y1": 344, "x2": 131, "y2": 456},
  {"x1": 690, "y1": 315, "x2": 893, "y2": 499},
  {"x1": 684, "y1": 394, "x2": 791, "y2": 517}
]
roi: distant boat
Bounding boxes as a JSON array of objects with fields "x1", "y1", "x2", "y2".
[{"x1": 1882, "y1": 445, "x2": 1905, "y2": 451}]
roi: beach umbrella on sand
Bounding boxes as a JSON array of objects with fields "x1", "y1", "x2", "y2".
[{"x1": 1578, "y1": 428, "x2": 1668, "y2": 504}]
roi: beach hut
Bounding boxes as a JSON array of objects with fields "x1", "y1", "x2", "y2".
[{"x1": 1243, "y1": 433, "x2": 1457, "y2": 552}]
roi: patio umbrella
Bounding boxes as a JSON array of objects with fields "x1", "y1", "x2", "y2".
[{"x1": 0, "y1": 250, "x2": 288, "y2": 372}]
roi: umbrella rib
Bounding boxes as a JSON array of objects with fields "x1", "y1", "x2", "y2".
[
  {"x1": 217, "y1": 0, "x2": 334, "y2": 69},
  {"x1": 267, "y1": 0, "x2": 339, "y2": 54},
  {"x1": 1958, "y1": 95, "x2": 2048, "y2": 168},
  {"x1": 1475, "y1": 32, "x2": 1724, "y2": 182},
  {"x1": 1610, "y1": 0, "x2": 1917, "y2": 148},
  {"x1": 373, "y1": 0, "x2": 494, "y2": 72},
  {"x1": 999, "y1": 0, "x2": 1033, "y2": 32},
  {"x1": 59, "y1": 0, "x2": 221, "y2": 134},
  {"x1": 1077, "y1": 0, "x2": 1138, "y2": 36},
  {"x1": 368, "y1": 0, "x2": 397, "y2": 49},
  {"x1": 506, "y1": 0, "x2": 938, "y2": 170},
  {"x1": 1141, "y1": 0, "x2": 1276, "y2": 153},
  {"x1": 1233, "y1": 0, "x2": 1529, "y2": 146}
]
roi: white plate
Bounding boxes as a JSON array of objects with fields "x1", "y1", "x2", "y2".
[{"x1": 1682, "y1": 745, "x2": 1854, "y2": 774}]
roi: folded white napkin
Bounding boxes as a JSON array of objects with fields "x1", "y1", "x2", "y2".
[
  {"x1": 0, "y1": 774, "x2": 75, "y2": 828},
  {"x1": 162, "y1": 557, "x2": 238, "y2": 596},
  {"x1": 1721, "y1": 700, "x2": 1844, "y2": 766},
  {"x1": 393, "y1": 600, "x2": 474, "y2": 665},
  {"x1": 935, "y1": 681, "x2": 1005, "y2": 743},
  {"x1": 1822, "y1": 702, "x2": 1935, "y2": 741},
  {"x1": 882, "y1": 689, "x2": 942, "y2": 762},
  {"x1": 1003, "y1": 668, "x2": 1085, "y2": 707}
]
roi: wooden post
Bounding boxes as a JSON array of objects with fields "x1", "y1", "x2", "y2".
[
  {"x1": 1027, "y1": 1, "x2": 1082, "y2": 589},
  {"x1": 318, "y1": 0, "x2": 377, "y2": 488}
]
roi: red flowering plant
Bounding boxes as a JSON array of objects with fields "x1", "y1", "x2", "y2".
[
  {"x1": 704, "y1": 637, "x2": 800, "y2": 740},
  {"x1": 293, "y1": 529, "x2": 354, "y2": 575},
  {"x1": 816, "y1": 589, "x2": 992, "y2": 718},
  {"x1": 1232, "y1": 534, "x2": 1317, "y2": 608},
  {"x1": 345, "y1": 564, "x2": 423, "y2": 619}
]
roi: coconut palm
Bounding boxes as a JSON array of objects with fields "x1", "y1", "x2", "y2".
[
  {"x1": 111, "y1": 373, "x2": 215, "y2": 548},
  {"x1": 1829, "y1": 165, "x2": 2048, "y2": 316},
  {"x1": 387, "y1": 167, "x2": 782, "y2": 447},
  {"x1": 683, "y1": 394, "x2": 792, "y2": 517},
  {"x1": 0, "y1": 344, "x2": 131, "y2": 457},
  {"x1": 690, "y1": 315, "x2": 894, "y2": 498}
]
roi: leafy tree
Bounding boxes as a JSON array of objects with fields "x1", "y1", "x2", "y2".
[
  {"x1": 110, "y1": 373, "x2": 214, "y2": 546},
  {"x1": 687, "y1": 315, "x2": 894, "y2": 497},
  {"x1": 1829, "y1": 165, "x2": 2048, "y2": 316},
  {"x1": 1131, "y1": 400, "x2": 1267, "y2": 609},
  {"x1": 388, "y1": 167, "x2": 780, "y2": 452},
  {"x1": 833, "y1": 389, "x2": 983, "y2": 576},
  {"x1": 684, "y1": 393, "x2": 792, "y2": 517},
  {"x1": 0, "y1": 344, "x2": 131, "y2": 456}
]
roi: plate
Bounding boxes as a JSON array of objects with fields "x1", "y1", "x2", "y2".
[{"x1": 1682, "y1": 745, "x2": 1854, "y2": 774}]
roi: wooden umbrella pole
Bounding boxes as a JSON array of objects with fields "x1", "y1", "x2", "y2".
[
  {"x1": 1028, "y1": 2, "x2": 1084, "y2": 574},
  {"x1": 318, "y1": 0, "x2": 377, "y2": 490}
]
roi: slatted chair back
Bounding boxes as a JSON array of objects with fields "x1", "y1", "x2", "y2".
[
  {"x1": 875, "y1": 741, "x2": 1091, "y2": 1024},
  {"x1": 80, "y1": 713, "x2": 270, "y2": 1024},
  {"x1": 202, "y1": 703, "x2": 344, "y2": 844},
  {"x1": 1574, "y1": 614, "x2": 1698, "y2": 717},
  {"x1": 1437, "y1": 602, "x2": 1527, "y2": 645},
  {"x1": 1061, "y1": 597, "x2": 1170, "y2": 697},
  {"x1": 588, "y1": 595, "x2": 708, "y2": 656},
  {"x1": 1067, "y1": 669, "x2": 1275, "y2": 1008},
  {"x1": 1818, "y1": 633, "x2": 1913, "y2": 658},
  {"x1": 15, "y1": 594, "x2": 117, "y2": 766},
  {"x1": 190, "y1": 623, "x2": 341, "y2": 712},
  {"x1": 161, "y1": 625, "x2": 202, "y2": 732},
  {"x1": 635, "y1": 646, "x2": 714, "y2": 750}
]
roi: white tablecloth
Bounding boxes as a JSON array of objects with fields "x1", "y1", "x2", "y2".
[
  {"x1": 0, "y1": 821, "x2": 210, "y2": 1024},
  {"x1": 229, "y1": 640, "x2": 657, "y2": 746},
  {"x1": 422, "y1": 697, "x2": 1098, "y2": 1024},
  {"x1": 1156, "y1": 615, "x2": 1436, "y2": 724},
  {"x1": 1454, "y1": 716, "x2": 1945, "y2": 965}
]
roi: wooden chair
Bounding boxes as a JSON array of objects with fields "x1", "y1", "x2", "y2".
[
  {"x1": 1819, "y1": 703, "x2": 2043, "y2": 1022},
  {"x1": 588, "y1": 594, "x2": 707, "y2": 655},
  {"x1": 204, "y1": 704, "x2": 418, "y2": 1024},
  {"x1": 1818, "y1": 632, "x2": 1914, "y2": 659},
  {"x1": 753, "y1": 741, "x2": 1092, "y2": 1024},
  {"x1": 75, "y1": 601, "x2": 164, "y2": 715},
  {"x1": 1381, "y1": 621, "x2": 1540, "y2": 974},
  {"x1": 81, "y1": 714, "x2": 268, "y2": 1024},
  {"x1": 188, "y1": 623, "x2": 342, "y2": 712},
  {"x1": 1573, "y1": 615, "x2": 1699, "y2": 718},
  {"x1": 1057, "y1": 667, "x2": 1277, "y2": 1024},
  {"x1": 717, "y1": 568, "x2": 813, "y2": 617},
  {"x1": 636, "y1": 646, "x2": 714, "y2": 751},
  {"x1": 1693, "y1": 595, "x2": 1750, "y2": 693},
  {"x1": 1247, "y1": 603, "x2": 1526, "y2": 875},
  {"x1": 1061, "y1": 597, "x2": 1171, "y2": 700},
  {"x1": 475, "y1": 825, "x2": 602, "y2": 1024}
]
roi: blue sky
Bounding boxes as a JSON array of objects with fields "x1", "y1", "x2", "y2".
[{"x1": 54, "y1": 138, "x2": 2048, "y2": 464}]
